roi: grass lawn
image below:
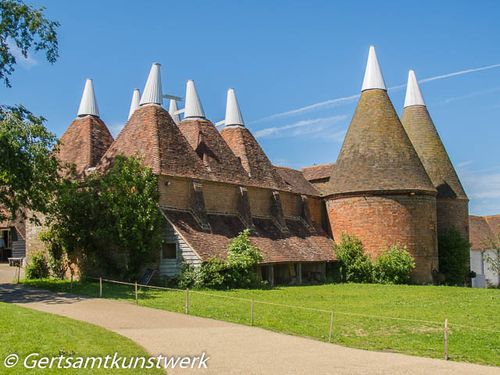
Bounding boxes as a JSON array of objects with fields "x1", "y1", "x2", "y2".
[
  {"x1": 0, "y1": 302, "x2": 162, "y2": 374},
  {"x1": 22, "y1": 279, "x2": 500, "y2": 367}
]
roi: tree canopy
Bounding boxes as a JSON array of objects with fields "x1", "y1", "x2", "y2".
[
  {"x1": 0, "y1": 0, "x2": 59, "y2": 87},
  {"x1": 44, "y1": 156, "x2": 163, "y2": 280},
  {"x1": 0, "y1": 0, "x2": 60, "y2": 222},
  {"x1": 0, "y1": 105, "x2": 59, "y2": 222}
]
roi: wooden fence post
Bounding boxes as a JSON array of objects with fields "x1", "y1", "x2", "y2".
[
  {"x1": 17, "y1": 263, "x2": 20, "y2": 284},
  {"x1": 329, "y1": 311, "x2": 334, "y2": 343},
  {"x1": 70, "y1": 274, "x2": 73, "y2": 291},
  {"x1": 185, "y1": 289, "x2": 190, "y2": 314},
  {"x1": 99, "y1": 277, "x2": 102, "y2": 298},
  {"x1": 135, "y1": 281, "x2": 138, "y2": 305},
  {"x1": 250, "y1": 299, "x2": 254, "y2": 326},
  {"x1": 444, "y1": 318, "x2": 449, "y2": 360}
]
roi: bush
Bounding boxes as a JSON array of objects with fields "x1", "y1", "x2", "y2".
[
  {"x1": 438, "y1": 228, "x2": 470, "y2": 286},
  {"x1": 25, "y1": 253, "x2": 49, "y2": 280},
  {"x1": 373, "y1": 245, "x2": 415, "y2": 284},
  {"x1": 334, "y1": 234, "x2": 373, "y2": 283},
  {"x1": 176, "y1": 263, "x2": 198, "y2": 289},
  {"x1": 176, "y1": 229, "x2": 263, "y2": 290},
  {"x1": 40, "y1": 230, "x2": 67, "y2": 279},
  {"x1": 197, "y1": 258, "x2": 231, "y2": 290}
]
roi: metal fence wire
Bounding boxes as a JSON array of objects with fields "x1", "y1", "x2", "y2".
[{"x1": 87, "y1": 276, "x2": 499, "y2": 362}]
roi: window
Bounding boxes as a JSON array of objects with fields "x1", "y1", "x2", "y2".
[
  {"x1": 162, "y1": 243, "x2": 177, "y2": 259},
  {"x1": 0, "y1": 230, "x2": 11, "y2": 249}
]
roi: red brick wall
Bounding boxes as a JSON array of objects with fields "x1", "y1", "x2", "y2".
[
  {"x1": 327, "y1": 194, "x2": 438, "y2": 283},
  {"x1": 436, "y1": 198, "x2": 469, "y2": 239}
]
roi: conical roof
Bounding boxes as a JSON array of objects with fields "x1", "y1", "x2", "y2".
[
  {"x1": 328, "y1": 88, "x2": 435, "y2": 195},
  {"x1": 404, "y1": 70, "x2": 425, "y2": 107},
  {"x1": 220, "y1": 125, "x2": 289, "y2": 190},
  {"x1": 168, "y1": 99, "x2": 180, "y2": 125},
  {"x1": 225, "y1": 88, "x2": 244, "y2": 127},
  {"x1": 401, "y1": 71, "x2": 467, "y2": 199},
  {"x1": 77, "y1": 79, "x2": 99, "y2": 117},
  {"x1": 128, "y1": 88, "x2": 140, "y2": 119},
  {"x1": 58, "y1": 115, "x2": 114, "y2": 175},
  {"x1": 361, "y1": 46, "x2": 386, "y2": 91},
  {"x1": 140, "y1": 63, "x2": 163, "y2": 106},
  {"x1": 178, "y1": 118, "x2": 250, "y2": 184},
  {"x1": 101, "y1": 105, "x2": 209, "y2": 179},
  {"x1": 184, "y1": 80, "x2": 205, "y2": 119}
]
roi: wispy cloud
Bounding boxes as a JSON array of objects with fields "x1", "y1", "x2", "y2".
[
  {"x1": 254, "y1": 114, "x2": 347, "y2": 139},
  {"x1": 7, "y1": 40, "x2": 38, "y2": 68},
  {"x1": 457, "y1": 162, "x2": 500, "y2": 215},
  {"x1": 252, "y1": 95, "x2": 358, "y2": 124},
  {"x1": 441, "y1": 86, "x2": 500, "y2": 105},
  {"x1": 456, "y1": 160, "x2": 474, "y2": 168},
  {"x1": 252, "y1": 63, "x2": 500, "y2": 123},
  {"x1": 462, "y1": 171, "x2": 500, "y2": 199}
]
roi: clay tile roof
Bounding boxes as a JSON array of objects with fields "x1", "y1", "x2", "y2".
[
  {"x1": 275, "y1": 166, "x2": 319, "y2": 196},
  {"x1": 163, "y1": 209, "x2": 334, "y2": 263},
  {"x1": 100, "y1": 105, "x2": 210, "y2": 179},
  {"x1": 301, "y1": 163, "x2": 335, "y2": 181},
  {"x1": 328, "y1": 89, "x2": 436, "y2": 196},
  {"x1": 401, "y1": 105, "x2": 467, "y2": 199},
  {"x1": 57, "y1": 115, "x2": 114, "y2": 175},
  {"x1": 485, "y1": 215, "x2": 500, "y2": 238},
  {"x1": 469, "y1": 215, "x2": 497, "y2": 250},
  {"x1": 178, "y1": 119, "x2": 250, "y2": 185},
  {"x1": 220, "y1": 126, "x2": 289, "y2": 190}
]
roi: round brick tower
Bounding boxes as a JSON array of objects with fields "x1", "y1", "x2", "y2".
[
  {"x1": 401, "y1": 70, "x2": 469, "y2": 240},
  {"x1": 326, "y1": 47, "x2": 438, "y2": 283}
]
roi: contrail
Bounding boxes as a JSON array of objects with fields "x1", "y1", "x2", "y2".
[
  {"x1": 251, "y1": 63, "x2": 500, "y2": 123},
  {"x1": 419, "y1": 63, "x2": 500, "y2": 83}
]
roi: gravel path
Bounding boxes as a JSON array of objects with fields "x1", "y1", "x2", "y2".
[{"x1": 0, "y1": 266, "x2": 497, "y2": 374}]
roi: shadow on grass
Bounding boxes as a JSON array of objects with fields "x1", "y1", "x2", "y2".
[{"x1": 0, "y1": 284, "x2": 87, "y2": 305}]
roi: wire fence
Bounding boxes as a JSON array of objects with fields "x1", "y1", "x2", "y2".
[{"x1": 74, "y1": 276, "x2": 500, "y2": 364}]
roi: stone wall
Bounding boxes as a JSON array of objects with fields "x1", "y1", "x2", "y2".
[{"x1": 327, "y1": 193, "x2": 438, "y2": 283}]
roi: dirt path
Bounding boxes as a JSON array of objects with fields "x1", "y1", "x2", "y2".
[{"x1": 0, "y1": 272, "x2": 497, "y2": 374}]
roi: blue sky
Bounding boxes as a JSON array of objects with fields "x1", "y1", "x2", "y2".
[{"x1": 2, "y1": 0, "x2": 500, "y2": 215}]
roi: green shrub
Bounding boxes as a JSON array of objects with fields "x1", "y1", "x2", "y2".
[
  {"x1": 176, "y1": 229, "x2": 263, "y2": 290},
  {"x1": 438, "y1": 228, "x2": 470, "y2": 286},
  {"x1": 40, "y1": 230, "x2": 67, "y2": 279},
  {"x1": 176, "y1": 263, "x2": 198, "y2": 289},
  {"x1": 225, "y1": 229, "x2": 263, "y2": 288},
  {"x1": 373, "y1": 245, "x2": 415, "y2": 284},
  {"x1": 197, "y1": 258, "x2": 230, "y2": 290},
  {"x1": 25, "y1": 253, "x2": 49, "y2": 279},
  {"x1": 334, "y1": 234, "x2": 373, "y2": 283}
]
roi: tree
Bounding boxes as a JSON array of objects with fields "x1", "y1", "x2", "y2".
[
  {"x1": 45, "y1": 157, "x2": 163, "y2": 280},
  {"x1": 0, "y1": 0, "x2": 60, "y2": 222},
  {"x1": 484, "y1": 235, "x2": 500, "y2": 279},
  {"x1": 0, "y1": 106, "x2": 59, "y2": 222},
  {"x1": 0, "y1": 0, "x2": 59, "y2": 87},
  {"x1": 438, "y1": 228, "x2": 470, "y2": 286}
]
